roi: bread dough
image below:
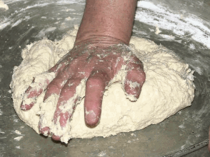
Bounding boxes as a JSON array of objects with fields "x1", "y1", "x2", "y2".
[
  {"x1": 0, "y1": 0, "x2": 8, "y2": 10},
  {"x1": 10, "y1": 28, "x2": 195, "y2": 143}
]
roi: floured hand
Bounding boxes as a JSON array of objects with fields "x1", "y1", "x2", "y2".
[
  {"x1": 19, "y1": 0, "x2": 144, "y2": 142},
  {"x1": 20, "y1": 42, "x2": 145, "y2": 141}
]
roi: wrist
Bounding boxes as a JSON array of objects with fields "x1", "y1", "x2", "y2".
[
  {"x1": 75, "y1": 0, "x2": 137, "y2": 46},
  {"x1": 75, "y1": 35, "x2": 125, "y2": 47}
]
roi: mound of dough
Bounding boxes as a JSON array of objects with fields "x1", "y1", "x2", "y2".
[{"x1": 10, "y1": 29, "x2": 195, "y2": 143}]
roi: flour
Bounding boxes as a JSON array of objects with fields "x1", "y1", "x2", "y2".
[{"x1": 10, "y1": 28, "x2": 195, "y2": 143}]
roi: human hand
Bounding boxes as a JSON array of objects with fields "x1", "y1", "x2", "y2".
[{"x1": 20, "y1": 41, "x2": 145, "y2": 141}]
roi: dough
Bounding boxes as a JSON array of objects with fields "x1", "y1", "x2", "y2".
[
  {"x1": 0, "y1": 0, "x2": 8, "y2": 10},
  {"x1": 10, "y1": 28, "x2": 195, "y2": 143}
]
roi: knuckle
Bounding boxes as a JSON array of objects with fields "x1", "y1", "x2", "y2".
[{"x1": 88, "y1": 77, "x2": 103, "y2": 85}]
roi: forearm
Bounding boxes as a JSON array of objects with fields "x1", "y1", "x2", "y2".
[{"x1": 75, "y1": 0, "x2": 137, "y2": 45}]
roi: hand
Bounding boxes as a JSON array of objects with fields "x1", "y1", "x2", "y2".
[
  {"x1": 20, "y1": 41, "x2": 145, "y2": 141},
  {"x1": 20, "y1": 0, "x2": 141, "y2": 142}
]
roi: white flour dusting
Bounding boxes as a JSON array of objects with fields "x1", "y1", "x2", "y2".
[{"x1": 136, "y1": 1, "x2": 210, "y2": 48}]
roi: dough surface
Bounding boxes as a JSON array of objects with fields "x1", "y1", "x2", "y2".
[
  {"x1": 0, "y1": 0, "x2": 8, "y2": 10},
  {"x1": 10, "y1": 29, "x2": 195, "y2": 143}
]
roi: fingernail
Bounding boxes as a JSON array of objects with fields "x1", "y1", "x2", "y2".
[
  {"x1": 52, "y1": 134, "x2": 61, "y2": 141},
  {"x1": 85, "y1": 110, "x2": 99, "y2": 128}
]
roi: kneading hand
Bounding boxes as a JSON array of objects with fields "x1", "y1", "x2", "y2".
[
  {"x1": 20, "y1": 42, "x2": 145, "y2": 141},
  {"x1": 20, "y1": 0, "x2": 144, "y2": 142}
]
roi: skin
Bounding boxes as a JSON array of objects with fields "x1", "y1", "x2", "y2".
[{"x1": 21, "y1": 0, "x2": 146, "y2": 142}]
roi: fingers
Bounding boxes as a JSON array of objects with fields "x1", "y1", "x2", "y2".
[
  {"x1": 53, "y1": 78, "x2": 81, "y2": 126},
  {"x1": 39, "y1": 126, "x2": 50, "y2": 136},
  {"x1": 49, "y1": 78, "x2": 81, "y2": 141},
  {"x1": 39, "y1": 78, "x2": 81, "y2": 140},
  {"x1": 49, "y1": 61, "x2": 67, "y2": 75},
  {"x1": 21, "y1": 78, "x2": 50, "y2": 111},
  {"x1": 52, "y1": 134, "x2": 61, "y2": 141},
  {"x1": 84, "y1": 70, "x2": 110, "y2": 127},
  {"x1": 42, "y1": 59, "x2": 73, "y2": 102},
  {"x1": 43, "y1": 68, "x2": 71, "y2": 102},
  {"x1": 21, "y1": 64, "x2": 60, "y2": 111},
  {"x1": 124, "y1": 57, "x2": 145, "y2": 101}
]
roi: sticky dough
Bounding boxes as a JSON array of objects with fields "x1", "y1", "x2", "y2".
[{"x1": 10, "y1": 28, "x2": 195, "y2": 143}]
